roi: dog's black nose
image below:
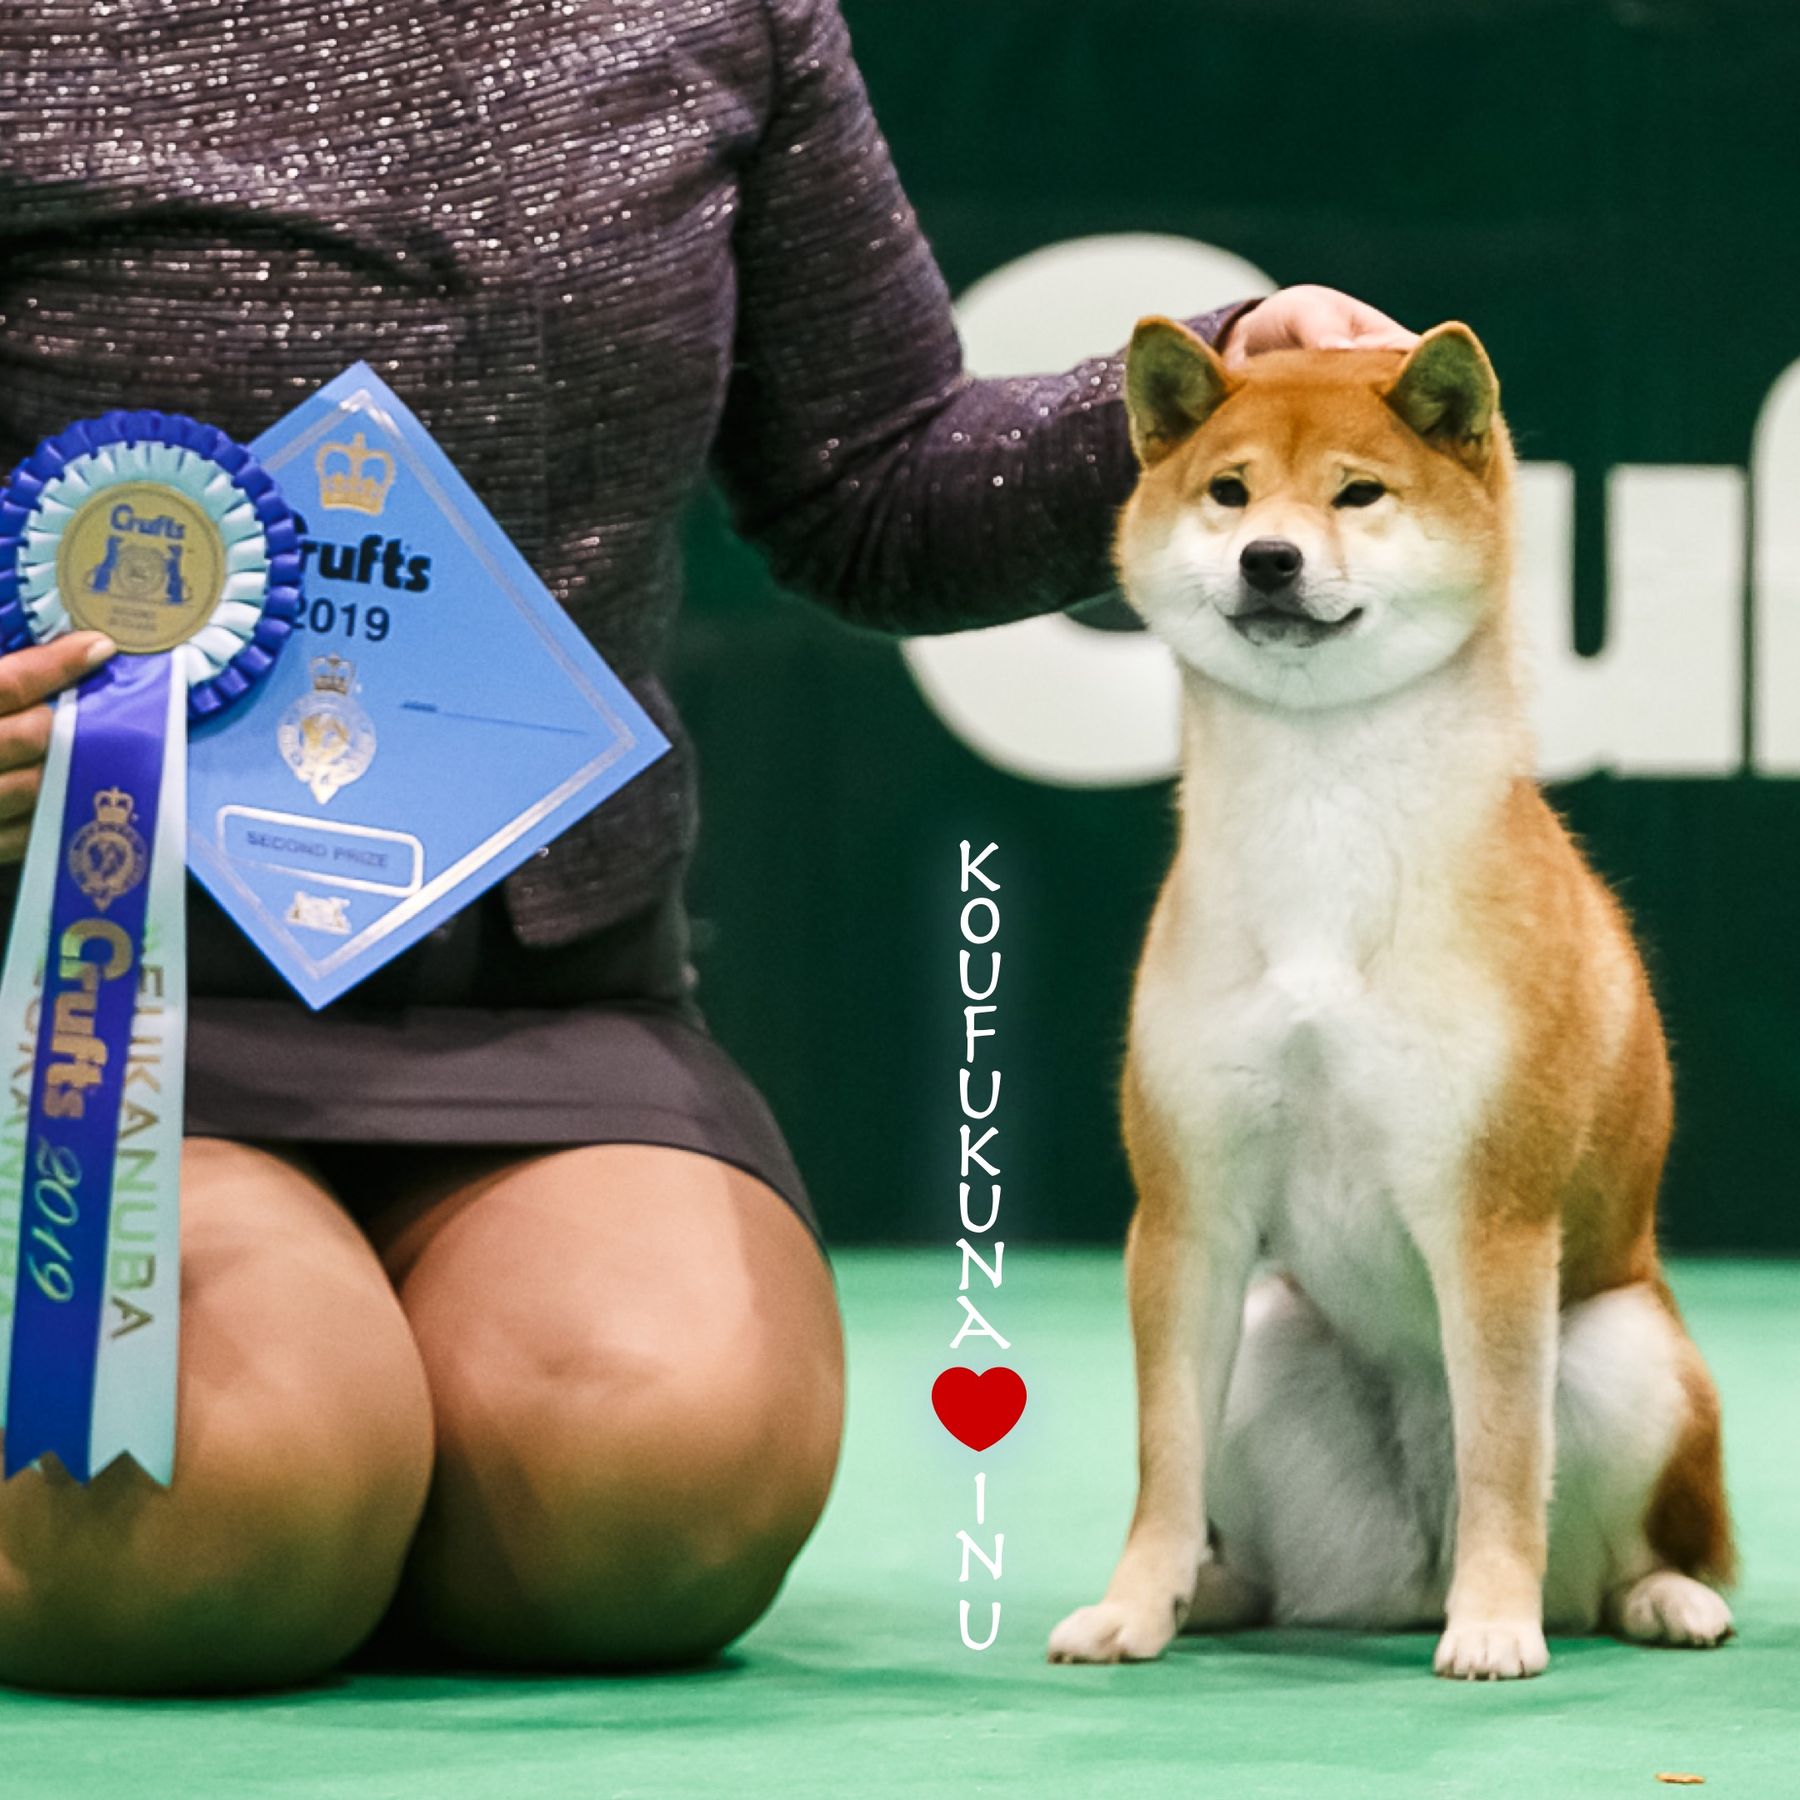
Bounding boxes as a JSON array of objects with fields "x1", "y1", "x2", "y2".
[{"x1": 1240, "y1": 538, "x2": 1304, "y2": 594}]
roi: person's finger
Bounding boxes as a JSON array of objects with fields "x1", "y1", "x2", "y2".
[
  {"x1": 0, "y1": 764, "x2": 40, "y2": 824},
  {"x1": 0, "y1": 632, "x2": 116, "y2": 718},
  {"x1": 1333, "y1": 295, "x2": 1419, "y2": 347},
  {"x1": 1320, "y1": 326, "x2": 1419, "y2": 351},
  {"x1": 0, "y1": 820, "x2": 31, "y2": 866},
  {"x1": 0, "y1": 704, "x2": 54, "y2": 773},
  {"x1": 1266, "y1": 299, "x2": 1328, "y2": 350},
  {"x1": 1280, "y1": 285, "x2": 1359, "y2": 343},
  {"x1": 1231, "y1": 290, "x2": 1355, "y2": 360}
]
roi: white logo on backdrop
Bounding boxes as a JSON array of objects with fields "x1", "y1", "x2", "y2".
[{"x1": 905, "y1": 233, "x2": 1794, "y2": 786}]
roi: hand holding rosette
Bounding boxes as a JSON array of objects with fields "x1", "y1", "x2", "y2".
[
  {"x1": 0, "y1": 412, "x2": 301, "y2": 1485},
  {"x1": 0, "y1": 630, "x2": 119, "y2": 865}
]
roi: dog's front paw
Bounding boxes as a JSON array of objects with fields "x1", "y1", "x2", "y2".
[
  {"x1": 1432, "y1": 1618, "x2": 1549, "y2": 1681},
  {"x1": 1047, "y1": 1599, "x2": 1178, "y2": 1665}
]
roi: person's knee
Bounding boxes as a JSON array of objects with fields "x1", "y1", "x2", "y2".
[
  {"x1": 407, "y1": 1264, "x2": 844, "y2": 1667},
  {"x1": 0, "y1": 1140, "x2": 436, "y2": 1694},
  {"x1": 0, "y1": 1417, "x2": 428, "y2": 1694}
]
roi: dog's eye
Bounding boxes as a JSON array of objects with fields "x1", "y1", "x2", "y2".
[
  {"x1": 1208, "y1": 475, "x2": 1249, "y2": 507},
  {"x1": 1334, "y1": 480, "x2": 1386, "y2": 509}
]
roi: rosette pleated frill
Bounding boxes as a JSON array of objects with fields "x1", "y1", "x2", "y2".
[{"x1": 0, "y1": 412, "x2": 300, "y2": 1485}]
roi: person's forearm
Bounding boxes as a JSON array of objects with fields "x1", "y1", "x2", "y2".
[{"x1": 723, "y1": 299, "x2": 1256, "y2": 637}]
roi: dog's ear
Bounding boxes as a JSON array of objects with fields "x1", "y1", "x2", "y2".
[
  {"x1": 1383, "y1": 323, "x2": 1500, "y2": 473},
  {"x1": 1124, "y1": 317, "x2": 1234, "y2": 467}
]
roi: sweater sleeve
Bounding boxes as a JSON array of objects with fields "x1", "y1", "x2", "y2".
[{"x1": 709, "y1": 0, "x2": 1253, "y2": 635}]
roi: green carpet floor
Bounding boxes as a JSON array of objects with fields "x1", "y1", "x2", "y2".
[{"x1": 4, "y1": 1253, "x2": 1796, "y2": 1798}]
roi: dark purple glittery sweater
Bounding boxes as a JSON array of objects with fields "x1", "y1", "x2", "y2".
[{"x1": 0, "y1": 0, "x2": 1241, "y2": 952}]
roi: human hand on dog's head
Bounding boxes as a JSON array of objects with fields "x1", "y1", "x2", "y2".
[{"x1": 1221, "y1": 284, "x2": 1417, "y2": 368}]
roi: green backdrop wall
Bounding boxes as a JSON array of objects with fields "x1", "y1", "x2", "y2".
[{"x1": 668, "y1": 0, "x2": 1800, "y2": 1251}]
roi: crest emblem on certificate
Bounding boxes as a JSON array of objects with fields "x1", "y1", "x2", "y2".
[
  {"x1": 279, "y1": 654, "x2": 377, "y2": 804},
  {"x1": 67, "y1": 785, "x2": 150, "y2": 911}
]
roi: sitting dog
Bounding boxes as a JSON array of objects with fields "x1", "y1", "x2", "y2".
[{"x1": 1047, "y1": 319, "x2": 1734, "y2": 1679}]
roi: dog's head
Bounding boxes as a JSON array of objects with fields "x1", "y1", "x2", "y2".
[{"x1": 1115, "y1": 319, "x2": 1512, "y2": 711}]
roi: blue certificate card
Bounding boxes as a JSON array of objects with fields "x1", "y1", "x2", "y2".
[{"x1": 185, "y1": 365, "x2": 669, "y2": 1009}]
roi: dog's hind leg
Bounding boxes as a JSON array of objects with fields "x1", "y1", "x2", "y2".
[
  {"x1": 1178, "y1": 1552, "x2": 1269, "y2": 1633},
  {"x1": 1545, "y1": 1282, "x2": 1734, "y2": 1647}
]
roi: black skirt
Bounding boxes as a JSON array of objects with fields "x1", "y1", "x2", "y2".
[{"x1": 179, "y1": 875, "x2": 817, "y2": 1241}]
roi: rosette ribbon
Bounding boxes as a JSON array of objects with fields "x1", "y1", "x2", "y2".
[{"x1": 0, "y1": 413, "x2": 299, "y2": 1484}]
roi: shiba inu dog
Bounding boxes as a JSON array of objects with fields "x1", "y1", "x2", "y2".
[{"x1": 1047, "y1": 320, "x2": 1734, "y2": 1680}]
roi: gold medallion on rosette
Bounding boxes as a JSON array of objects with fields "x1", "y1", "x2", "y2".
[{"x1": 55, "y1": 481, "x2": 229, "y2": 653}]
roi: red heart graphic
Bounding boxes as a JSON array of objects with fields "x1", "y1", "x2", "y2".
[{"x1": 932, "y1": 1366, "x2": 1027, "y2": 1451}]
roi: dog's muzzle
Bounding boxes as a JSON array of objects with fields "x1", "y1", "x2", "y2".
[{"x1": 1223, "y1": 593, "x2": 1365, "y2": 650}]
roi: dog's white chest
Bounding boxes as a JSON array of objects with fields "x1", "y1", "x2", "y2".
[
  {"x1": 1262, "y1": 963, "x2": 1446, "y2": 1364},
  {"x1": 1146, "y1": 953, "x2": 1451, "y2": 1364},
  {"x1": 1138, "y1": 845, "x2": 1506, "y2": 1370}
]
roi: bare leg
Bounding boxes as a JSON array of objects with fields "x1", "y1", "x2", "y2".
[
  {"x1": 0, "y1": 1139, "x2": 434, "y2": 1694},
  {"x1": 365, "y1": 1144, "x2": 844, "y2": 1668}
]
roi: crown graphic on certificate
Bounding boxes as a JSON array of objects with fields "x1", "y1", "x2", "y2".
[{"x1": 314, "y1": 432, "x2": 394, "y2": 515}]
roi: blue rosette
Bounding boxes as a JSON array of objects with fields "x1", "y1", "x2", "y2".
[
  {"x1": 0, "y1": 411, "x2": 301, "y2": 1487},
  {"x1": 0, "y1": 409, "x2": 302, "y2": 716}
]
